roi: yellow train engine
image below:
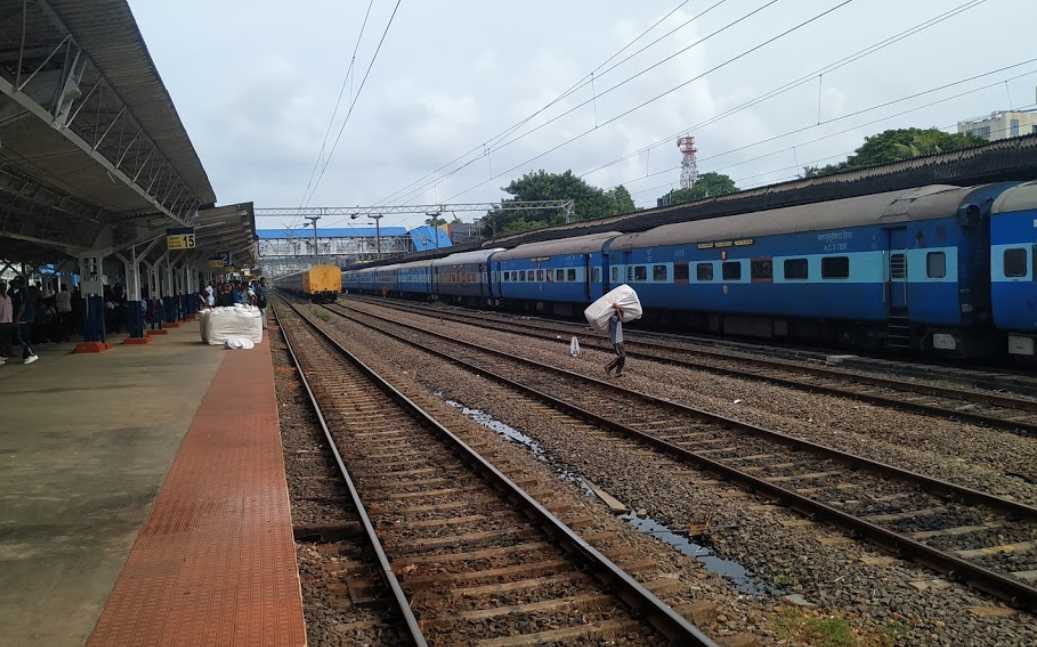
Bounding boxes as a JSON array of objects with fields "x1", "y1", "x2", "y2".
[{"x1": 273, "y1": 265, "x2": 342, "y2": 303}]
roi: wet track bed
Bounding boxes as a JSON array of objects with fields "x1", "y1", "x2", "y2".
[
  {"x1": 271, "y1": 299, "x2": 718, "y2": 646},
  {"x1": 348, "y1": 296, "x2": 1037, "y2": 436},
  {"x1": 324, "y1": 300, "x2": 1037, "y2": 612}
]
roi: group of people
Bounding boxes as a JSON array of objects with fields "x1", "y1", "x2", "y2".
[
  {"x1": 0, "y1": 277, "x2": 52, "y2": 366},
  {"x1": 198, "y1": 278, "x2": 268, "y2": 325}
]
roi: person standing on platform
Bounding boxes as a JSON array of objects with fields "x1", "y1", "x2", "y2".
[
  {"x1": 205, "y1": 284, "x2": 215, "y2": 308},
  {"x1": 255, "y1": 278, "x2": 268, "y2": 328},
  {"x1": 55, "y1": 285, "x2": 72, "y2": 341},
  {"x1": 231, "y1": 282, "x2": 245, "y2": 305},
  {"x1": 10, "y1": 277, "x2": 38, "y2": 365},
  {"x1": 0, "y1": 281, "x2": 12, "y2": 364},
  {"x1": 604, "y1": 303, "x2": 626, "y2": 377}
]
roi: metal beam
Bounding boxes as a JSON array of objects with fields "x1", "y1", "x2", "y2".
[{"x1": 256, "y1": 201, "x2": 575, "y2": 218}]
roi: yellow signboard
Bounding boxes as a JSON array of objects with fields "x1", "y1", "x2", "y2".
[{"x1": 166, "y1": 227, "x2": 196, "y2": 250}]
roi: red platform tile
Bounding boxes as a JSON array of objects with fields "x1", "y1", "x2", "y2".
[{"x1": 87, "y1": 339, "x2": 305, "y2": 647}]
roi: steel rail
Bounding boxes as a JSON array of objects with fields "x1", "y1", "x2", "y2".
[
  {"x1": 272, "y1": 304, "x2": 427, "y2": 646},
  {"x1": 325, "y1": 301, "x2": 1037, "y2": 612},
  {"x1": 280, "y1": 298, "x2": 717, "y2": 646},
  {"x1": 349, "y1": 295, "x2": 1037, "y2": 434}
]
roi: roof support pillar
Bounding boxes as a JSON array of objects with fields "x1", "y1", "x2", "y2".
[{"x1": 76, "y1": 252, "x2": 106, "y2": 345}]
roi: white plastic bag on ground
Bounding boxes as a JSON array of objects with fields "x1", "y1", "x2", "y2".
[
  {"x1": 569, "y1": 336, "x2": 581, "y2": 357},
  {"x1": 584, "y1": 284, "x2": 642, "y2": 332},
  {"x1": 224, "y1": 337, "x2": 255, "y2": 350},
  {"x1": 203, "y1": 305, "x2": 263, "y2": 345}
]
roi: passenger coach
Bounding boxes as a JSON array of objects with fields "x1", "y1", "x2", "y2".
[
  {"x1": 605, "y1": 185, "x2": 1003, "y2": 355},
  {"x1": 990, "y1": 181, "x2": 1037, "y2": 359}
]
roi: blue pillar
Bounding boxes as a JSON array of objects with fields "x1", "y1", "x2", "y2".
[
  {"x1": 81, "y1": 294, "x2": 106, "y2": 342},
  {"x1": 126, "y1": 300, "x2": 144, "y2": 337}
]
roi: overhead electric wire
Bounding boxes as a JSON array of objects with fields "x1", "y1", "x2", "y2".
[
  {"x1": 578, "y1": 0, "x2": 991, "y2": 180},
  {"x1": 378, "y1": 0, "x2": 722, "y2": 204},
  {"x1": 303, "y1": 0, "x2": 404, "y2": 208},
  {"x1": 628, "y1": 81, "x2": 1037, "y2": 201},
  {"x1": 446, "y1": 0, "x2": 857, "y2": 201},
  {"x1": 299, "y1": 0, "x2": 378, "y2": 208},
  {"x1": 390, "y1": 0, "x2": 773, "y2": 205}
]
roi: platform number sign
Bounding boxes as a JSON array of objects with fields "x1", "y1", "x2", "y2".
[{"x1": 166, "y1": 227, "x2": 196, "y2": 250}]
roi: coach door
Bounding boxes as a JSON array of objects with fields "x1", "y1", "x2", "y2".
[
  {"x1": 887, "y1": 227, "x2": 909, "y2": 313},
  {"x1": 583, "y1": 255, "x2": 593, "y2": 301}
]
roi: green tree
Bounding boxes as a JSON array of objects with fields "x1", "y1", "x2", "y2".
[
  {"x1": 659, "y1": 172, "x2": 738, "y2": 206},
  {"x1": 605, "y1": 185, "x2": 636, "y2": 215},
  {"x1": 804, "y1": 128, "x2": 986, "y2": 177},
  {"x1": 482, "y1": 170, "x2": 635, "y2": 237}
]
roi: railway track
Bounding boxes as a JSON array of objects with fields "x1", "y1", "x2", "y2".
[
  {"x1": 346, "y1": 295, "x2": 1037, "y2": 436},
  {"x1": 272, "y1": 299, "x2": 716, "y2": 646},
  {"x1": 324, "y1": 300, "x2": 1037, "y2": 612}
]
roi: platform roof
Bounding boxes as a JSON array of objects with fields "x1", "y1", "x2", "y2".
[
  {"x1": 196, "y1": 203, "x2": 258, "y2": 268},
  {"x1": 0, "y1": 0, "x2": 219, "y2": 265}
]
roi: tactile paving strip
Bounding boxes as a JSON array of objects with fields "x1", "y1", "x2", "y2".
[{"x1": 87, "y1": 339, "x2": 306, "y2": 647}]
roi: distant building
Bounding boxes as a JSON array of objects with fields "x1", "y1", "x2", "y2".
[
  {"x1": 958, "y1": 109, "x2": 1037, "y2": 142},
  {"x1": 257, "y1": 226, "x2": 451, "y2": 276}
]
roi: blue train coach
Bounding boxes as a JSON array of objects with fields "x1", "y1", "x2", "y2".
[
  {"x1": 491, "y1": 232, "x2": 619, "y2": 315},
  {"x1": 991, "y1": 181, "x2": 1037, "y2": 359},
  {"x1": 604, "y1": 184, "x2": 1004, "y2": 355}
]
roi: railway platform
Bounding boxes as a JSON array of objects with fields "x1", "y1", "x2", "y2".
[{"x1": 0, "y1": 321, "x2": 305, "y2": 647}]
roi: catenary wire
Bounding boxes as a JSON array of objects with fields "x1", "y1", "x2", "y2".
[
  {"x1": 303, "y1": 0, "x2": 405, "y2": 208},
  {"x1": 377, "y1": 0, "x2": 722, "y2": 204},
  {"x1": 299, "y1": 0, "x2": 378, "y2": 208},
  {"x1": 445, "y1": 0, "x2": 857, "y2": 202}
]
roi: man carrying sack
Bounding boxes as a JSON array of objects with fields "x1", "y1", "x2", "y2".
[{"x1": 583, "y1": 284, "x2": 642, "y2": 378}]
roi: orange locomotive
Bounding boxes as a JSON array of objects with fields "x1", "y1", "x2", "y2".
[{"x1": 273, "y1": 264, "x2": 342, "y2": 303}]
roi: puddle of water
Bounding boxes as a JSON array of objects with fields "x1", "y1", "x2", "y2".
[
  {"x1": 440, "y1": 395, "x2": 775, "y2": 596},
  {"x1": 621, "y1": 512, "x2": 775, "y2": 596}
]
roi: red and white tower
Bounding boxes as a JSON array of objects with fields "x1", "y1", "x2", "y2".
[{"x1": 678, "y1": 136, "x2": 699, "y2": 190}]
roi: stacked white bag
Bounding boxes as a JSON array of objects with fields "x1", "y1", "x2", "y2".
[
  {"x1": 200, "y1": 304, "x2": 263, "y2": 346},
  {"x1": 583, "y1": 284, "x2": 642, "y2": 332}
]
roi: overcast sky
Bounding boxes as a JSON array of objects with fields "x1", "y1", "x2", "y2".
[{"x1": 130, "y1": 0, "x2": 1037, "y2": 230}]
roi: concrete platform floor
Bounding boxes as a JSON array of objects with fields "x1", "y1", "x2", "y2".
[{"x1": 0, "y1": 323, "x2": 225, "y2": 647}]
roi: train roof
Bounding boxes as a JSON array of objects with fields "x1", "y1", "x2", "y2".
[
  {"x1": 608, "y1": 185, "x2": 971, "y2": 251},
  {"x1": 992, "y1": 181, "x2": 1037, "y2": 215},
  {"x1": 492, "y1": 232, "x2": 621, "y2": 261},
  {"x1": 430, "y1": 249, "x2": 504, "y2": 266}
]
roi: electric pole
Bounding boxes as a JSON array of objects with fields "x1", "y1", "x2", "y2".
[{"x1": 304, "y1": 215, "x2": 321, "y2": 264}]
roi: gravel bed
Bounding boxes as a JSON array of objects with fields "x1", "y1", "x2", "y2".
[
  {"x1": 363, "y1": 297, "x2": 1037, "y2": 401},
  {"x1": 346, "y1": 300, "x2": 1037, "y2": 499},
  {"x1": 294, "y1": 302, "x2": 784, "y2": 646},
  {"x1": 320, "y1": 302, "x2": 1037, "y2": 646},
  {"x1": 271, "y1": 324, "x2": 399, "y2": 646}
]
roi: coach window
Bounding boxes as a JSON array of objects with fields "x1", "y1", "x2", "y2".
[
  {"x1": 783, "y1": 258, "x2": 808, "y2": 280},
  {"x1": 634, "y1": 266, "x2": 648, "y2": 281},
  {"x1": 750, "y1": 259, "x2": 773, "y2": 281},
  {"x1": 536, "y1": 269, "x2": 545, "y2": 282},
  {"x1": 556, "y1": 268, "x2": 565, "y2": 282},
  {"x1": 653, "y1": 264, "x2": 668, "y2": 281},
  {"x1": 627, "y1": 266, "x2": 634, "y2": 282},
  {"x1": 567, "y1": 268, "x2": 577, "y2": 281},
  {"x1": 674, "y1": 262, "x2": 689, "y2": 284},
  {"x1": 593, "y1": 267, "x2": 602, "y2": 283},
  {"x1": 611, "y1": 266, "x2": 620, "y2": 283},
  {"x1": 926, "y1": 252, "x2": 946, "y2": 279},
  {"x1": 1004, "y1": 248, "x2": 1028, "y2": 278},
  {"x1": 821, "y1": 256, "x2": 850, "y2": 279},
  {"x1": 696, "y1": 263, "x2": 714, "y2": 281},
  {"x1": 722, "y1": 261, "x2": 741, "y2": 281}
]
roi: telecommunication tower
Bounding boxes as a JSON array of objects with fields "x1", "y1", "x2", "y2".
[{"x1": 678, "y1": 136, "x2": 699, "y2": 189}]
